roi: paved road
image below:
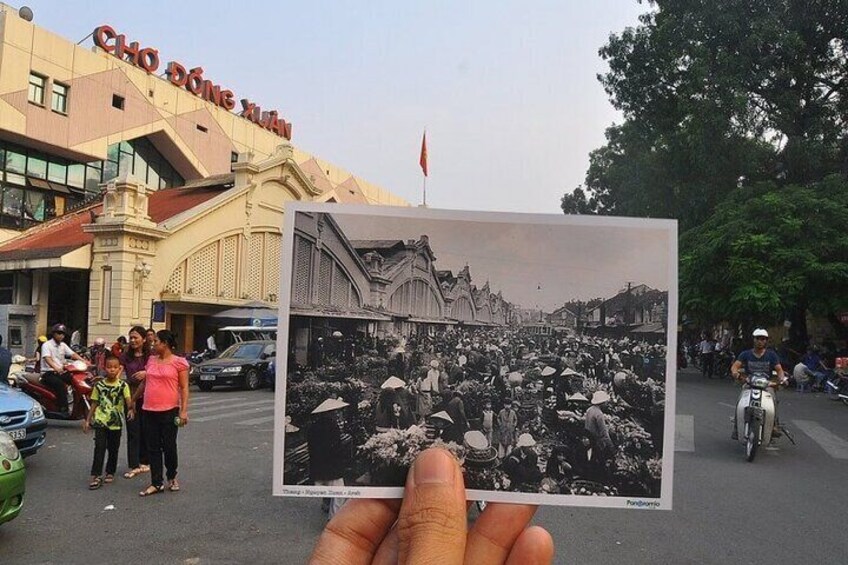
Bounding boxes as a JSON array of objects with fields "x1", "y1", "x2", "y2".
[{"x1": 2, "y1": 371, "x2": 846, "y2": 564}]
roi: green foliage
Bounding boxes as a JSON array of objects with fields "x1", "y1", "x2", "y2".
[
  {"x1": 565, "y1": 1, "x2": 848, "y2": 331},
  {"x1": 680, "y1": 176, "x2": 848, "y2": 327}
]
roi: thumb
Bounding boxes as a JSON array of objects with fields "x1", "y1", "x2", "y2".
[{"x1": 397, "y1": 448, "x2": 467, "y2": 565}]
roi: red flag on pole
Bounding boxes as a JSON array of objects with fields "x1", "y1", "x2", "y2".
[{"x1": 419, "y1": 132, "x2": 428, "y2": 177}]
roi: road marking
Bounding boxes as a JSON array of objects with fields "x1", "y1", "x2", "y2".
[
  {"x1": 675, "y1": 414, "x2": 695, "y2": 452},
  {"x1": 718, "y1": 402, "x2": 735, "y2": 409},
  {"x1": 190, "y1": 397, "x2": 247, "y2": 407},
  {"x1": 190, "y1": 400, "x2": 274, "y2": 416},
  {"x1": 237, "y1": 415, "x2": 276, "y2": 426},
  {"x1": 793, "y1": 420, "x2": 848, "y2": 460},
  {"x1": 193, "y1": 405, "x2": 275, "y2": 423}
]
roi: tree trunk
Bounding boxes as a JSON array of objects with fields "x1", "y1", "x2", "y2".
[
  {"x1": 825, "y1": 312, "x2": 848, "y2": 342},
  {"x1": 787, "y1": 303, "x2": 809, "y2": 348}
]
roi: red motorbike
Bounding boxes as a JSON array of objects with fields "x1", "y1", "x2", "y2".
[{"x1": 10, "y1": 361, "x2": 97, "y2": 420}]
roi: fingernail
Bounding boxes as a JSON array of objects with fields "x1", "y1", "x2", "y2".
[{"x1": 413, "y1": 448, "x2": 455, "y2": 486}]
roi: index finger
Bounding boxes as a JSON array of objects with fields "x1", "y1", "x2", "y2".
[
  {"x1": 465, "y1": 502, "x2": 539, "y2": 564},
  {"x1": 310, "y1": 498, "x2": 401, "y2": 565}
]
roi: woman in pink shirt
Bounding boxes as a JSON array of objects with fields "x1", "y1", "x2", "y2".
[{"x1": 131, "y1": 329, "x2": 190, "y2": 497}]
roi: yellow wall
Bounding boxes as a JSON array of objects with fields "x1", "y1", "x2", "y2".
[{"x1": 0, "y1": 5, "x2": 408, "y2": 206}]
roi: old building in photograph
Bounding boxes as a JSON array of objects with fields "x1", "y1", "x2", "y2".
[
  {"x1": 287, "y1": 211, "x2": 515, "y2": 365},
  {"x1": 585, "y1": 283, "x2": 668, "y2": 340},
  {"x1": 0, "y1": 5, "x2": 407, "y2": 355}
]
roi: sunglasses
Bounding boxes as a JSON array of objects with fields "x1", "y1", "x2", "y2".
[{"x1": 754, "y1": 336, "x2": 768, "y2": 340}]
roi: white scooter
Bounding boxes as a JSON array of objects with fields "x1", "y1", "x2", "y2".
[{"x1": 734, "y1": 371, "x2": 793, "y2": 462}]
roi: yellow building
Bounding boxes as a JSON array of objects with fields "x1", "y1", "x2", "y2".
[{"x1": 0, "y1": 4, "x2": 408, "y2": 354}]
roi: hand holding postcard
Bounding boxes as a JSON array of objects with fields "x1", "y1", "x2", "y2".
[{"x1": 273, "y1": 203, "x2": 677, "y2": 509}]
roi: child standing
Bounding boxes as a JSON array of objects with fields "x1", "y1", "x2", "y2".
[
  {"x1": 84, "y1": 354, "x2": 133, "y2": 490},
  {"x1": 481, "y1": 399, "x2": 495, "y2": 448},
  {"x1": 497, "y1": 398, "x2": 518, "y2": 459}
]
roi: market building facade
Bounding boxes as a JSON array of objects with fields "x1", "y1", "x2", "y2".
[
  {"x1": 288, "y1": 212, "x2": 515, "y2": 365},
  {"x1": 0, "y1": 5, "x2": 407, "y2": 355}
]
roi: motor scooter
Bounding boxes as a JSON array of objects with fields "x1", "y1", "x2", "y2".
[
  {"x1": 10, "y1": 360, "x2": 96, "y2": 420},
  {"x1": 825, "y1": 370, "x2": 848, "y2": 406},
  {"x1": 734, "y1": 371, "x2": 793, "y2": 462}
]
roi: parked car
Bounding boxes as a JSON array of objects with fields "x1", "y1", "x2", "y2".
[
  {"x1": 0, "y1": 430, "x2": 25, "y2": 526},
  {"x1": 0, "y1": 380, "x2": 47, "y2": 457},
  {"x1": 190, "y1": 340, "x2": 275, "y2": 391}
]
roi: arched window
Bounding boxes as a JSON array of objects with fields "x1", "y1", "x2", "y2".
[
  {"x1": 452, "y1": 296, "x2": 474, "y2": 322},
  {"x1": 389, "y1": 279, "x2": 441, "y2": 318}
]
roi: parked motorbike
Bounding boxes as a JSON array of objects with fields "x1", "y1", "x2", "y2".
[
  {"x1": 10, "y1": 360, "x2": 96, "y2": 420},
  {"x1": 188, "y1": 348, "x2": 217, "y2": 366},
  {"x1": 734, "y1": 371, "x2": 792, "y2": 462},
  {"x1": 825, "y1": 371, "x2": 848, "y2": 406},
  {"x1": 714, "y1": 349, "x2": 735, "y2": 379}
]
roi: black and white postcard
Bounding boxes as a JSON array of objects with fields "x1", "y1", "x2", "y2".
[{"x1": 273, "y1": 203, "x2": 677, "y2": 509}]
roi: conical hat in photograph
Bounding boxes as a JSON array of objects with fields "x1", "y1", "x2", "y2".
[
  {"x1": 508, "y1": 371, "x2": 524, "y2": 384},
  {"x1": 568, "y1": 392, "x2": 590, "y2": 403},
  {"x1": 429, "y1": 411, "x2": 454, "y2": 424},
  {"x1": 540, "y1": 366, "x2": 556, "y2": 377},
  {"x1": 591, "y1": 391, "x2": 611, "y2": 405},
  {"x1": 560, "y1": 368, "x2": 580, "y2": 377},
  {"x1": 516, "y1": 433, "x2": 536, "y2": 448},
  {"x1": 381, "y1": 376, "x2": 406, "y2": 389},
  {"x1": 284, "y1": 415, "x2": 300, "y2": 433},
  {"x1": 311, "y1": 397, "x2": 349, "y2": 414},
  {"x1": 464, "y1": 430, "x2": 489, "y2": 450}
]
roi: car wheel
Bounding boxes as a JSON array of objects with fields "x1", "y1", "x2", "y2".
[
  {"x1": 244, "y1": 369, "x2": 261, "y2": 391},
  {"x1": 198, "y1": 382, "x2": 214, "y2": 392}
]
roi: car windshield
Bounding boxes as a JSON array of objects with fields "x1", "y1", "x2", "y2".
[{"x1": 219, "y1": 343, "x2": 264, "y2": 360}]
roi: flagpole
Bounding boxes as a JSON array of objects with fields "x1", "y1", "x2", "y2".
[{"x1": 422, "y1": 175, "x2": 427, "y2": 207}]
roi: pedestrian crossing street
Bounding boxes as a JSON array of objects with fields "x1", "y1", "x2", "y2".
[
  {"x1": 675, "y1": 413, "x2": 848, "y2": 460},
  {"x1": 190, "y1": 394, "x2": 276, "y2": 425},
  {"x1": 189, "y1": 394, "x2": 848, "y2": 461}
]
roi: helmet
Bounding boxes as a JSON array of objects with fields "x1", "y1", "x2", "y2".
[
  {"x1": 94, "y1": 337, "x2": 106, "y2": 346},
  {"x1": 752, "y1": 328, "x2": 769, "y2": 338},
  {"x1": 51, "y1": 323, "x2": 67, "y2": 335},
  {"x1": 38, "y1": 335, "x2": 47, "y2": 343}
]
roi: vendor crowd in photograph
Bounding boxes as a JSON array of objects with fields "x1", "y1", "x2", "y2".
[{"x1": 278, "y1": 209, "x2": 674, "y2": 507}]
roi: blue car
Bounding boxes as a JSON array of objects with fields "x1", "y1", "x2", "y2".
[{"x1": 0, "y1": 381, "x2": 47, "y2": 457}]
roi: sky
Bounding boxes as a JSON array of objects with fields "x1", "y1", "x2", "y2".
[
  {"x1": 331, "y1": 210, "x2": 671, "y2": 310},
  {"x1": 20, "y1": 0, "x2": 646, "y2": 213}
]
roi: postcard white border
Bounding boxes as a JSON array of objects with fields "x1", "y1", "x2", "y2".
[{"x1": 273, "y1": 202, "x2": 678, "y2": 510}]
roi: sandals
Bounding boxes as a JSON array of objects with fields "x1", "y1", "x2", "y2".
[
  {"x1": 139, "y1": 484, "x2": 165, "y2": 497},
  {"x1": 89, "y1": 477, "x2": 102, "y2": 490},
  {"x1": 103, "y1": 475, "x2": 114, "y2": 484},
  {"x1": 168, "y1": 478, "x2": 180, "y2": 492},
  {"x1": 124, "y1": 468, "x2": 143, "y2": 479}
]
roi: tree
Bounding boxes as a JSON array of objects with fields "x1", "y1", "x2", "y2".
[
  {"x1": 565, "y1": 0, "x2": 848, "y2": 228},
  {"x1": 566, "y1": 0, "x2": 848, "y2": 343},
  {"x1": 680, "y1": 175, "x2": 848, "y2": 342}
]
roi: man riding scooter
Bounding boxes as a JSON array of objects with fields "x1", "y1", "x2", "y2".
[
  {"x1": 730, "y1": 328, "x2": 787, "y2": 442},
  {"x1": 40, "y1": 324, "x2": 86, "y2": 415}
]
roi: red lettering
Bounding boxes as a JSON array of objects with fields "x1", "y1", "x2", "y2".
[
  {"x1": 202, "y1": 81, "x2": 221, "y2": 106},
  {"x1": 166, "y1": 61, "x2": 187, "y2": 87},
  {"x1": 138, "y1": 48, "x2": 160, "y2": 73},
  {"x1": 115, "y1": 36, "x2": 141, "y2": 65},
  {"x1": 240, "y1": 99, "x2": 257, "y2": 121},
  {"x1": 221, "y1": 90, "x2": 235, "y2": 111},
  {"x1": 186, "y1": 67, "x2": 205, "y2": 96},
  {"x1": 93, "y1": 25, "x2": 117, "y2": 52}
]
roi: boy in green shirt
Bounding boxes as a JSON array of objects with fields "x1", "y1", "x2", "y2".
[{"x1": 84, "y1": 354, "x2": 134, "y2": 489}]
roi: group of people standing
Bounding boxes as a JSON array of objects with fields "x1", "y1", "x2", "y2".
[{"x1": 71, "y1": 325, "x2": 190, "y2": 497}]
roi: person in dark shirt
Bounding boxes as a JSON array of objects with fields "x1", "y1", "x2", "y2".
[
  {"x1": 502, "y1": 433, "x2": 543, "y2": 491},
  {"x1": 730, "y1": 328, "x2": 786, "y2": 441},
  {"x1": 307, "y1": 398, "x2": 349, "y2": 520}
]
